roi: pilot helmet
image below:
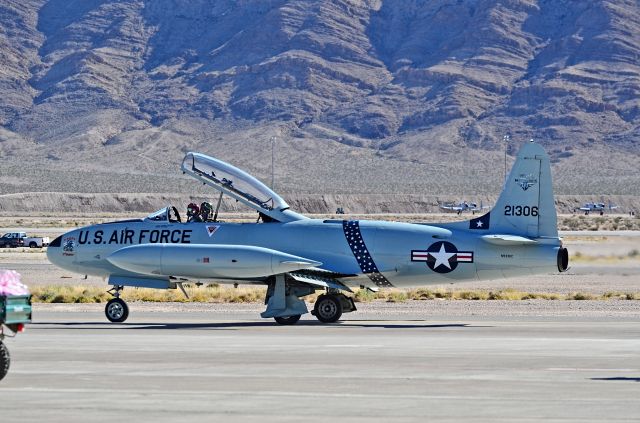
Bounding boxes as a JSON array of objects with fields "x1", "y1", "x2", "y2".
[
  {"x1": 200, "y1": 202, "x2": 213, "y2": 217},
  {"x1": 187, "y1": 202, "x2": 199, "y2": 217}
]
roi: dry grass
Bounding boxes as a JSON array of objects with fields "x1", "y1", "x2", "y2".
[
  {"x1": 29, "y1": 285, "x2": 640, "y2": 304},
  {"x1": 354, "y1": 287, "x2": 640, "y2": 302},
  {"x1": 558, "y1": 215, "x2": 640, "y2": 231},
  {"x1": 31, "y1": 284, "x2": 266, "y2": 304},
  {"x1": 570, "y1": 250, "x2": 640, "y2": 263}
]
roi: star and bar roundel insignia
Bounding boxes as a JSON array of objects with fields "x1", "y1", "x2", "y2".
[{"x1": 411, "y1": 241, "x2": 474, "y2": 274}]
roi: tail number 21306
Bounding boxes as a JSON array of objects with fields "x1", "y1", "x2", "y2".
[{"x1": 504, "y1": 205, "x2": 538, "y2": 216}]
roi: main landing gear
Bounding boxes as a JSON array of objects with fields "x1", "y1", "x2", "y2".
[
  {"x1": 311, "y1": 293, "x2": 356, "y2": 324},
  {"x1": 262, "y1": 275, "x2": 357, "y2": 325},
  {"x1": 269, "y1": 291, "x2": 356, "y2": 325},
  {"x1": 105, "y1": 285, "x2": 129, "y2": 323}
]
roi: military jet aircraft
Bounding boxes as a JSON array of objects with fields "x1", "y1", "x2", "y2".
[
  {"x1": 47, "y1": 141, "x2": 569, "y2": 325},
  {"x1": 575, "y1": 201, "x2": 618, "y2": 216},
  {"x1": 438, "y1": 200, "x2": 489, "y2": 215}
]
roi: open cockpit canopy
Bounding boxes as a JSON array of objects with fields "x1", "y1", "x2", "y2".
[{"x1": 181, "y1": 152, "x2": 306, "y2": 222}]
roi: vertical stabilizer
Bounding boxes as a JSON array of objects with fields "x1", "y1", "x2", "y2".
[{"x1": 464, "y1": 141, "x2": 558, "y2": 238}]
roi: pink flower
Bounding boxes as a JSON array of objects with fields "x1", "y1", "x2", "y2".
[{"x1": 0, "y1": 269, "x2": 30, "y2": 296}]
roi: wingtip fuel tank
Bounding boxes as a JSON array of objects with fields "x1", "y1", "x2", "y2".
[{"x1": 106, "y1": 244, "x2": 322, "y2": 279}]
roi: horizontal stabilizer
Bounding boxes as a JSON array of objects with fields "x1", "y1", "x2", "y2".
[{"x1": 481, "y1": 234, "x2": 538, "y2": 245}]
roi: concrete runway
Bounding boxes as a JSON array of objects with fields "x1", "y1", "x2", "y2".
[{"x1": 1, "y1": 307, "x2": 639, "y2": 422}]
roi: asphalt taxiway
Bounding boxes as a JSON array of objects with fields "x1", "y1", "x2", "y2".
[{"x1": 1, "y1": 305, "x2": 639, "y2": 422}]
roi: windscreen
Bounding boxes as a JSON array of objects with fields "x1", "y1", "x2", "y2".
[{"x1": 145, "y1": 208, "x2": 168, "y2": 221}]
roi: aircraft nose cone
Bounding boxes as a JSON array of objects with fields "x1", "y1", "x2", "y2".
[
  {"x1": 46, "y1": 233, "x2": 76, "y2": 272},
  {"x1": 46, "y1": 235, "x2": 62, "y2": 263}
]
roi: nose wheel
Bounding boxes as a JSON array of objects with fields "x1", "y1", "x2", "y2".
[{"x1": 105, "y1": 298, "x2": 129, "y2": 323}]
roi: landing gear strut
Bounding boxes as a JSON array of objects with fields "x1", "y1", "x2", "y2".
[
  {"x1": 105, "y1": 285, "x2": 129, "y2": 323},
  {"x1": 261, "y1": 276, "x2": 357, "y2": 325},
  {"x1": 262, "y1": 275, "x2": 312, "y2": 325}
]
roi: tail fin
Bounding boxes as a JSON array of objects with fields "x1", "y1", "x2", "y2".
[{"x1": 467, "y1": 141, "x2": 558, "y2": 238}]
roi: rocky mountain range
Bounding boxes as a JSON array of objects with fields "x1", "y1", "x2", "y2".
[{"x1": 0, "y1": 0, "x2": 639, "y2": 206}]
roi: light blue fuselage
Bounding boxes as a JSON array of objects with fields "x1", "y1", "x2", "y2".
[{"x1": 49, "y1": 217, "x2": 561, "y2": 289}]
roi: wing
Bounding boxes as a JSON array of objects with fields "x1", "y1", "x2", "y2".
[{"x1": 288, "y1": 268, "x2": 355, "y2": 292}]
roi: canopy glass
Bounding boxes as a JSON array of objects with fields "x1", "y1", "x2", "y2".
[{"x1": 181, "y1": 152, "x2": 288, "y2": 212}]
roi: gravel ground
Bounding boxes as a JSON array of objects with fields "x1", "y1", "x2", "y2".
[{"x1": 34, "y1": 300, "x2": 640, "y2": 321}]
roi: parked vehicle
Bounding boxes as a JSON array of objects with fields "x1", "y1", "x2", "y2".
[
  {"x1": 0, "y1": 294, "x2": 31, "y2": 381},
  {"x1": 24, "y1": 234, "x2": 50, "y2": 248},
  {"x1": 0, "y1": 232, "x2": 50, "y2": 248}
]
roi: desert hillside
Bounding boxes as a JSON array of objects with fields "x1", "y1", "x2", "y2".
[{"x1": 0, "y1": 0, "x2": 639, "y2": 204}]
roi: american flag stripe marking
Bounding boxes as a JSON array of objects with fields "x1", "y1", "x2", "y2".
[
  {"x1": 343, "y1": 220, "x2": 394, "y2": 287},
  {"x1": 411, "y1": 252, "x2": 430, "y2": 259},
  {"x1": 456, "y1": 252, "x2": 474, "y2": 263},
  {"x1": 411, "y1": 250, "x2": 474, "y2": 263}
]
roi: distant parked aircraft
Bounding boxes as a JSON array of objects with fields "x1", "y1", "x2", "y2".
[
  {"x1": 438, "y1": 200, "x2": 490, "y2": 215},
  {"x1": 575, "y1": 201, "x2": 618, "y2": 215}
]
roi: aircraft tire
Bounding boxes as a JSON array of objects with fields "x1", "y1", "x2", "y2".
[
  {"x1": 0, "y1": 341, "x2": 9, "y2": 381},
  {"x1": 313, "y1": 294, "x2": 342, "y2": 323},
  {"x1": 105, "y1": 298, "x2": 129, "y2": 323},
  {"x1": 274, "y1": 315, "x2": 301, "y2": 325}
]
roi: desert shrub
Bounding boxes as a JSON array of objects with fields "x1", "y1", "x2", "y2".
[
  {"x1": 354, "y1": 289, "x2": 380, "y2": 302},
  {"x1": 408, "y1": 288, "x2": 435, "y2": 300},
  {"x1": 433, "y1": 289, "x2": 451, "y2": 299},
  {"x1": 568, "y1": 292, "x2": 597, "y2": 300},
  {"x1": 488, "y1": 289, "x2": 527, "y2": 300},
  {"x1": 386, "y1": 291, "x2": 408, "y2": 303},
  {"x1": 457, "y1": 290, "x2": 489, "y2": 300}
]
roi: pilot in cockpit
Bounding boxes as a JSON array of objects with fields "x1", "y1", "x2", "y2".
[
  {"x1": 200, "y1": 202, "x2": 213, "y2": 222},
  {"x1": 186, "y1": 203, "x2": 203, "y2": 222}
]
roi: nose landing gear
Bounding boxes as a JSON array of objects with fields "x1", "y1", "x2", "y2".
[{"x1": 105, "y1": 285, "x2": 129, "y2": 323}]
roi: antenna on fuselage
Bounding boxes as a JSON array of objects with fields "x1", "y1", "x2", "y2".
[
  {"x1": 270, "y1": 136, "x2": 276, "y2": 190},
  {"x1": 503, "y1": 134, "x2": 510, "y2": 183}
]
